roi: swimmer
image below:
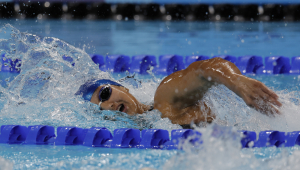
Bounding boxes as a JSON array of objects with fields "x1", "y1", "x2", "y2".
[{"x1": 76, "y1": 58, "x2": 282, "y2": 127}]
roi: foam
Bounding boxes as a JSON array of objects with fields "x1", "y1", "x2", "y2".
[{"x1": 0, "y1": 156, "x2": 13, "y2": 170}]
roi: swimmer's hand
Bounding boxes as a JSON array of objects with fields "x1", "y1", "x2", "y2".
[{"x1": 234, "y1": 74, "x2": 282, "y2": 115}]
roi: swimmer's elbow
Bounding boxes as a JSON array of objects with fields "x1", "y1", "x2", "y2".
[{"x1": 187, "y1": 57, "x2": 241, "y2": 76}]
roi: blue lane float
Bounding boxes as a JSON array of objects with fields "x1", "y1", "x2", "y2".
[
  {"x1": 3, "y1": 125, "x2": 300, "y2": 149},
  {"x1": 290, "y1": 56, "x2": 300, "y2": 74},
  {"x1": 139, "y1": 129, "x2": 170, "y2": 149},
  {"x1": 130, "y1": 55, "x2": 157, "y2": 74},
  {"x1": 236, "y1": 56, "x2": 264, "y2": 74},
  {"x1": 153, "y1": 55, "x2": 185, "y2": 75},
  {"x1": 111, "y1": 128, "x2": 141, "y2": 148},
  {"x1": 239, "y1": 130, "x2": 288, "y2": 148},
  {"x1": 83, "y1": 127, "x2": 113, "y2": 147},
  {"x1": 55, "y1": 127, "x2": 88, "y2": 145},
  {"x1": 260, "y1": 56, "x2": 292, "y2": 74},
  {"x1": 253, "y1": 130, "x2": 286, "y2": 147},
  {"x1": 105, "y1": 55, "x2": 131, "y2": 73},
  {"x1": 24, "y1": 125, "x2": 55, "y2": 145},
  {"x1": 164, "y1": 129, "x2": 202, "y2": 150},
  {"x1": 3, "y1": 53, "x2": 300, "y2": 76},
  {"x1": 239, "y1": 130, "x2": 256, "y2": 148},
  {"x1": 0, "y1": 125, "x2": 28, "y2": 144},
  {"x1": 285, "y1": 131, "x2": 300, "y2": 147}
]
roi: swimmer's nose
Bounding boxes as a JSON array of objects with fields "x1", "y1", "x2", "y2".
[
  {"x1": 101, "y1": 101, "x2": 116, "y2": 111},
  {"x1": 108, "y1": 102, "x2": 115, "y2": 110}
]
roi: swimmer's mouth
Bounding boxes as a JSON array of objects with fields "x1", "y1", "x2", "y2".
[{"x1": 117, "y1": 104, "x2": 125, "y2": 112}]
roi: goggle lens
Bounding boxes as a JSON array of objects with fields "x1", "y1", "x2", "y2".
[{"x1": 98, "y1": 85, "x2": 112, "y2": 102}]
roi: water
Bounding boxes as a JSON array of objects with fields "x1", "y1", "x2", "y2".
[
  {"x1": 1, "y1": 20, "x2": 300, "y2": 58},
  {"x1": 0, "y1": 20, "x2": 300, "y2": 169}
]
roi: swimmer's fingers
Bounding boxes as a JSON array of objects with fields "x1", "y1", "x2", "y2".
[
  {"x1": 251, "y1": 99, "x2": 281, "y2": 116},
  {"x1": 260, "y1": 84, "x2": 282, "y2": 107},
  {"x1": 245, "y1": 93, "x2": 281, "y2": 116},
  {"x1": 259, "y1": 90, "x2": 282, "y2": 107},
  {"x1": 254, "y1": 91, "x2": 281, "y2": 115},
  {"x1": 237, "y1": 77, "x2": 282, "y2": 116}
]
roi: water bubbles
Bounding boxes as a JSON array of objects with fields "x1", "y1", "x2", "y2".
[{"x1": 207, "y1": 76, "x2": 212, "y2": 81}]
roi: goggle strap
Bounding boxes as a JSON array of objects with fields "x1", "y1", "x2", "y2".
[{"x1": 98, "y1": 101, "x2": 102, "y2": 109}]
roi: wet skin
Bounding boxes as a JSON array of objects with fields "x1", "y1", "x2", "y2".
[{"x1": 90, "y1": 58, "x2": 282, "y2": 125}]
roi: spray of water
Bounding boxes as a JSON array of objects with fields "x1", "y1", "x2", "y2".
[
  {"x1": 0, "y1": 24, "x2": 179, "y2": 131},
  {"x1": 0, "y1": 156, "x2": 13, "y2": 170}
]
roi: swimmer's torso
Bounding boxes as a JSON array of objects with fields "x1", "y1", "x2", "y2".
[{"x1": 153, "y1": 62, "x2": 216, "y2": 125}]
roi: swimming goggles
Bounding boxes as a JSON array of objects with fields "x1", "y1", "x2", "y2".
[{"x1": 98, "y1": 85, "x2": 112, "y2": 109}]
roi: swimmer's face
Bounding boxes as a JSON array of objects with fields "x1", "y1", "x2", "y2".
[{"x1": 90, "y1": 85, "x2": 144, "y2": 115}]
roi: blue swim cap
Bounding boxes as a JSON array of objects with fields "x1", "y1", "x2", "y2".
[{"x1": 75, "y1": 79, "x2": 123, "y2": 101}]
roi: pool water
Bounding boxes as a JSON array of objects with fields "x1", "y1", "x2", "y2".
[
  {"x1": 0, "y1": 21, "x2": 300, "y2": 169},
  {"x1": 1, "y1": 19, "x2": 300, "y2": 57}
]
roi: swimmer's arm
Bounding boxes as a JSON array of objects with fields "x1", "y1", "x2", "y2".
[
  {"x1": 155, "y1": 57, "x2": 282, "y2": 116},
  {"x1": 187, "y1": 57, "x2": 282, "y2": 114},
  {"x1": 188, "y1": 57, "x2": 243, "y2": 95}
]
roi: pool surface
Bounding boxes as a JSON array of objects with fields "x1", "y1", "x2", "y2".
[
  {"x1": 1, "y1": 20, "x2": 300, "y2": 58},
  {"x1": 0, "y1": 20, "x2": 300, "y2": 169}
]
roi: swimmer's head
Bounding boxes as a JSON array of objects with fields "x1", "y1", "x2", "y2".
[{"x1": 76, "y1": 79, "x2": 149, "y2": 115}]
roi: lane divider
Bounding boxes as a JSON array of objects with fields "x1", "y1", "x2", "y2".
[
  {"x1": 90, "y1": 54, "x2": 300, "y2": 75},
  {"x1": 1, "y1": 54, "x2": 300, "y2": 76},
  {"x1": 1, "y1": 125, "x2": 300, "y2": 149},
  {"x1": 240, "y1": 130, "x2": 300, "y2": 148},
  {"x1": 0, "y1": 125, "x2": 201, "y2": 149}
]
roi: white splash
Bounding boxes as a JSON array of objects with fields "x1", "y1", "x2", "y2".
[{"x1": 0, "y1": 156, "x2": 13, "y2": 170}]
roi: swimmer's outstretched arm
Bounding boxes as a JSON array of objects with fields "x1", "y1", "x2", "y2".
[
  {"x1": 192, "y1": 57, "x2": 282, "y2": 114},
  {"x1": 154, "y1": 57, "x2": 282, "y2": 123}
]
